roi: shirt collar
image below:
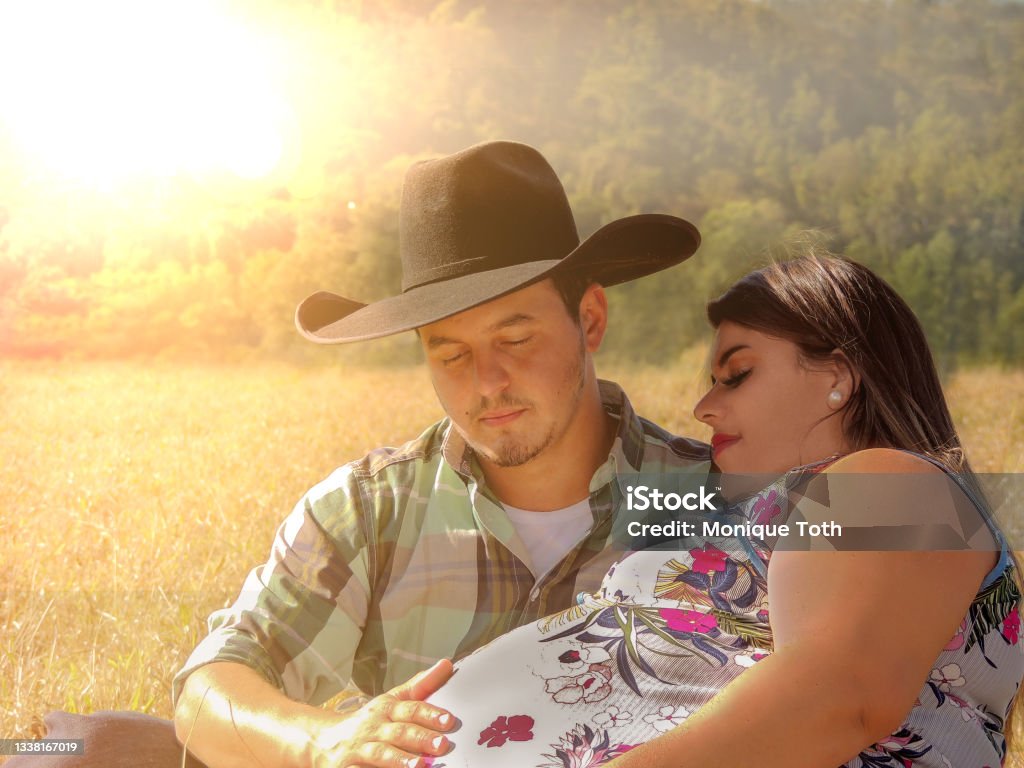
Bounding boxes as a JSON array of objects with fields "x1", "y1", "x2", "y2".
[{"x1": 597, "y1": 379, "x2": 645, "y2": 474}]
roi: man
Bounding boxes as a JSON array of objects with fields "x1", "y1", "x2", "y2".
[{"x1": 16, "y1": 141, "x2": 709, "y2": 768}]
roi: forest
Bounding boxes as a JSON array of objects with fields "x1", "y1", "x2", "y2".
[{"x1": 1, "y1": 0, "x2": 1022, "y2": 367}]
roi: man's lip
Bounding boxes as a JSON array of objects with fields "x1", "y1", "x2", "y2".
[
  {"x1": 711, "y1": 434, "x2": 740, "y2": 455},
  {"x1": 479, "y1": 409, "x2": 526, "y2": 426}
]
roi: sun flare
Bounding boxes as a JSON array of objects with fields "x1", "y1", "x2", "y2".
[{"x1": 0, "y1": 0, "x2": 293, "y2": 183}]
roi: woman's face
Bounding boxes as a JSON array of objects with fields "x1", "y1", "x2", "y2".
[{"x1": 693, "y1": 321, "x2": 850, "y2": 475}]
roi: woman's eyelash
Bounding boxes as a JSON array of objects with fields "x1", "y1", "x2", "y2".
[{"x1": 722, "y1": 369, "x2": 751, "y2": 388}]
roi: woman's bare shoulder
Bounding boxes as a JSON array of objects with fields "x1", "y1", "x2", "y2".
[
  {"x1": 811, "y1": 448, "x2": 985, "y2": 536},
  {"x1": 824, "y1": 447, "x2": 943, "y2": 475}
]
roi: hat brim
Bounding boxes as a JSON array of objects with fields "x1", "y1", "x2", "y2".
[{"x1": 296, "y1": 213, "x2": 700, "y2": 344}]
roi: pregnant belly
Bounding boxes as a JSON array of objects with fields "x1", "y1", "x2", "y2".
[{"x1": 425, "y1": 572, "x2": 772, "y2": 767}]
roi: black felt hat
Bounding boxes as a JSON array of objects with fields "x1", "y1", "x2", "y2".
[{"x1": 296, "y1": 140, "x2": 701, "y2": 343}]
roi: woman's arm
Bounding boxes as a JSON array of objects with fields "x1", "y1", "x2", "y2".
[{"x1": 605, "y1": 449, "x2": 997, "y2": 768}]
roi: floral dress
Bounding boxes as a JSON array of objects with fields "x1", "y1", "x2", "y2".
[{"x1": 425, "y1": 459, "x2": 1023, "y2": 768}]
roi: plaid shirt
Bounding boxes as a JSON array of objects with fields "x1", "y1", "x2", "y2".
[{"x1": 172, "y1": 380, "x2": 710, "y2": 706}]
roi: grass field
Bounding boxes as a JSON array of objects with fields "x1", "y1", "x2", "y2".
[{"x1": 2, "y1": 357, "x2": 1023, "y2": 762}]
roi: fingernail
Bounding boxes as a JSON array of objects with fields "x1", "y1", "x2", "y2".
[
  {"x1": 431, "y1": 735, "x2": 446, "y2": 750},
  {"x1": 438, "y1": 713, "x2": 451, "y2": 727},
  {"x1": 405, "y1": 758, "x2": 420, "y2": 768}
]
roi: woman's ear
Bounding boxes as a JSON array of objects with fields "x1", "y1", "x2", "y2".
[{"x1": 829, "y1": 349, "x2": 860, "y2": 400}]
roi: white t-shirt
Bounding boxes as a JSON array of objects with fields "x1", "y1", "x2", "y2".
[{"x1": 504, "y1": 499, "x2": 593, "y2": 579}]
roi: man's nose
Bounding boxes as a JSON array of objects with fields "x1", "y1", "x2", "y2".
[{"x1": 473, "y1": 349, "x2": 510, "y2": 398}]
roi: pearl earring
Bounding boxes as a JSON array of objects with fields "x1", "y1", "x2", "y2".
[{"x1": 827, "y1": 389, "x2": 844, "y2": 408}]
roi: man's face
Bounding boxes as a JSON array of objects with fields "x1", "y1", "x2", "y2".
[{"x1": 420, "y1": 279, "x2": 598, "y2": 468}]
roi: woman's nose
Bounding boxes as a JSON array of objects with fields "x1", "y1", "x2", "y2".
[{"x1": 693, "y1": 388, "x2": 719, "y2": 426}]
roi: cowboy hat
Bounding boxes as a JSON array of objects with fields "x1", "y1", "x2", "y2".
[{"x1": 296, "y1": 140, "x2": 700, "y2": 343}]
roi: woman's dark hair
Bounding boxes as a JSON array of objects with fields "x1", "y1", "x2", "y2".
[
  {"x1": 708, "y1": 253, "x2": 1022, "y2": 751},
  {"x1": 707, "y1": 254, "x2": 964, "y2": 469}
]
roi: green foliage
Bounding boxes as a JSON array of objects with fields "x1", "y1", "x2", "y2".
[{"x1": 1, "y1": 0, "x2": 1022, "y2": 365}]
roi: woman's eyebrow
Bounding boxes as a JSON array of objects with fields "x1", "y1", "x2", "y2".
[{"x1": 717, "y1": 344, "x2": 749, "y2": 368}]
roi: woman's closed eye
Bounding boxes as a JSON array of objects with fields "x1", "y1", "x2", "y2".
[{"x1": 720, "y1": 369, "x2": 751, "y2": 388}]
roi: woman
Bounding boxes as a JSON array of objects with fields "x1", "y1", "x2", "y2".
[{"x1": 424, "y1": 255, "x2": 1022, "y2": 768}]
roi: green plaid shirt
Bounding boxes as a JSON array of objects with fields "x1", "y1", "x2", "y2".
[{"x1": 172, "y1": 380, "x2": 710, "y2": 706}]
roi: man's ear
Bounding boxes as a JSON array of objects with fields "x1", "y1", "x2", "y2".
[{"x1": 578, "y1": 283, "x2": 608, "y2": 352}]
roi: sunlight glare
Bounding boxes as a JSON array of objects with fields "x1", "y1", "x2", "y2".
[{"x1": 0, "y1": 0, "x2": 292, "y2": 182}]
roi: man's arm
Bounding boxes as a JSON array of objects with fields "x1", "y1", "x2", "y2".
[
  {"x1": 174, "y1": 660, "x2": 454, "y2": 768},
  {"x1": 171, "y1": 460, "x2": 457, "y2": 767}
]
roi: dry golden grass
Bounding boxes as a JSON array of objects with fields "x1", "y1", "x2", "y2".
[{"x1": 1, "y1": 358, "x2": 1022, "y2": 762}]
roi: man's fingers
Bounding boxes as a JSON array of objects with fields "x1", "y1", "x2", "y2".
[
  {"x1": 396, "y1": 658, "x2": 454, "y2": 701},
  {"x1": 376, "y1": 721, "x2": 449, "y2": 756},
  {"x1": 354, "y1": 740, "x2": 425, "y2": 768},
  {"x1": 388, "y1": 699, "x2": 454, "y2": 731},
  {"x1": 317, "y1": 667, "x2": 455, "y2": 768}
]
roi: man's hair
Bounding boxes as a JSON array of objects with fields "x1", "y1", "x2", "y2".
[
  {"x1": 550, "y1": 270, "x2": 593, "y2": 325},
  {"x1": 414, "y1": 271, "x2": 593, "y2": 340}
]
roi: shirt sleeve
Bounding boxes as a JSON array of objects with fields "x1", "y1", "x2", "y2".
[{"x1": 171, "y1": 464, "x2": 374, "y2": 708}]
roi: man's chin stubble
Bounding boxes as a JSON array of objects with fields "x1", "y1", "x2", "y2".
[{"x1": 490, "y1": 430, "x2": 556, "y2": 468}]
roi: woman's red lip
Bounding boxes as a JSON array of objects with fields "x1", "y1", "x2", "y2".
[{"x1": 711, "y1": 434, "x2": 740, "y2": 454}]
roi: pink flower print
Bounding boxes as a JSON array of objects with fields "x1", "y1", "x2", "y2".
[
  {"x1": 929, "y1": 663, "x2": 966, "y2": 692},
  {"x1": 944, "y1": 618, "x2": 967, "y2": 651},
  {"x1": 734, "y1": 651, "x2": 770, "y2": 667},
  {"x1": 536, "y1": 642, "x2": 613, "y2": 679},
  {"x1": 557, "y1": 646, "x2": 611, "y2": 670},
  {"x1": 540, "y1": 725, "x2": 634, "y2": 768},
  {"x1": 946, "y1": 692, "x2": 981, "y2": 723},
  {"x1": 593, "y1": 706, "x2": 632, "y2": 729},
  {"x1": 876, "y1": 732, "x2": 915, "y2": 751},
  {"x1": 1002, "y1": 606, "x2": 1020, "y2": 645},
  {"x1": 689, "y1": 543, "x2": 728, "y2": 573},
  {"x1": 477, "y1": 714, "x2": 535, "y2": 748},
  {"x1": 660, "y1": 608, "x2": 718, "y2": 634},
  {"x1": 751, "y1": 489, "x2": 782, "y2": 526},
  {"x1": 756, "y1": 609, "x2": 770, "y2": 623},
  {"x1": 642, "y1": 705, "x2": 690, "y2": 733},
  {"x1": 545, "y1": 663, "x2": 613, "y2": 705}
]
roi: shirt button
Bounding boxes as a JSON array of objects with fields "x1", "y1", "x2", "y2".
[{"x1": 529, "y1": 587, "x2": 540, "y2": 601}]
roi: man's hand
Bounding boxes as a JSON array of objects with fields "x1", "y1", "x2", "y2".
[{"x1": 307, "y1": 659, "x2": 456, "y2": 768}]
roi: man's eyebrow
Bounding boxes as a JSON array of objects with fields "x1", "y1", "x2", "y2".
[
  {"x1": 488, "y1": 313, "x2": 534, "y2": 333},
  {"x1": 425, "y1": 313, "x2": 536, "y2": 350},
  {"x1": 426, "y1": 335, "x2": 455, "y2": 349}
]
